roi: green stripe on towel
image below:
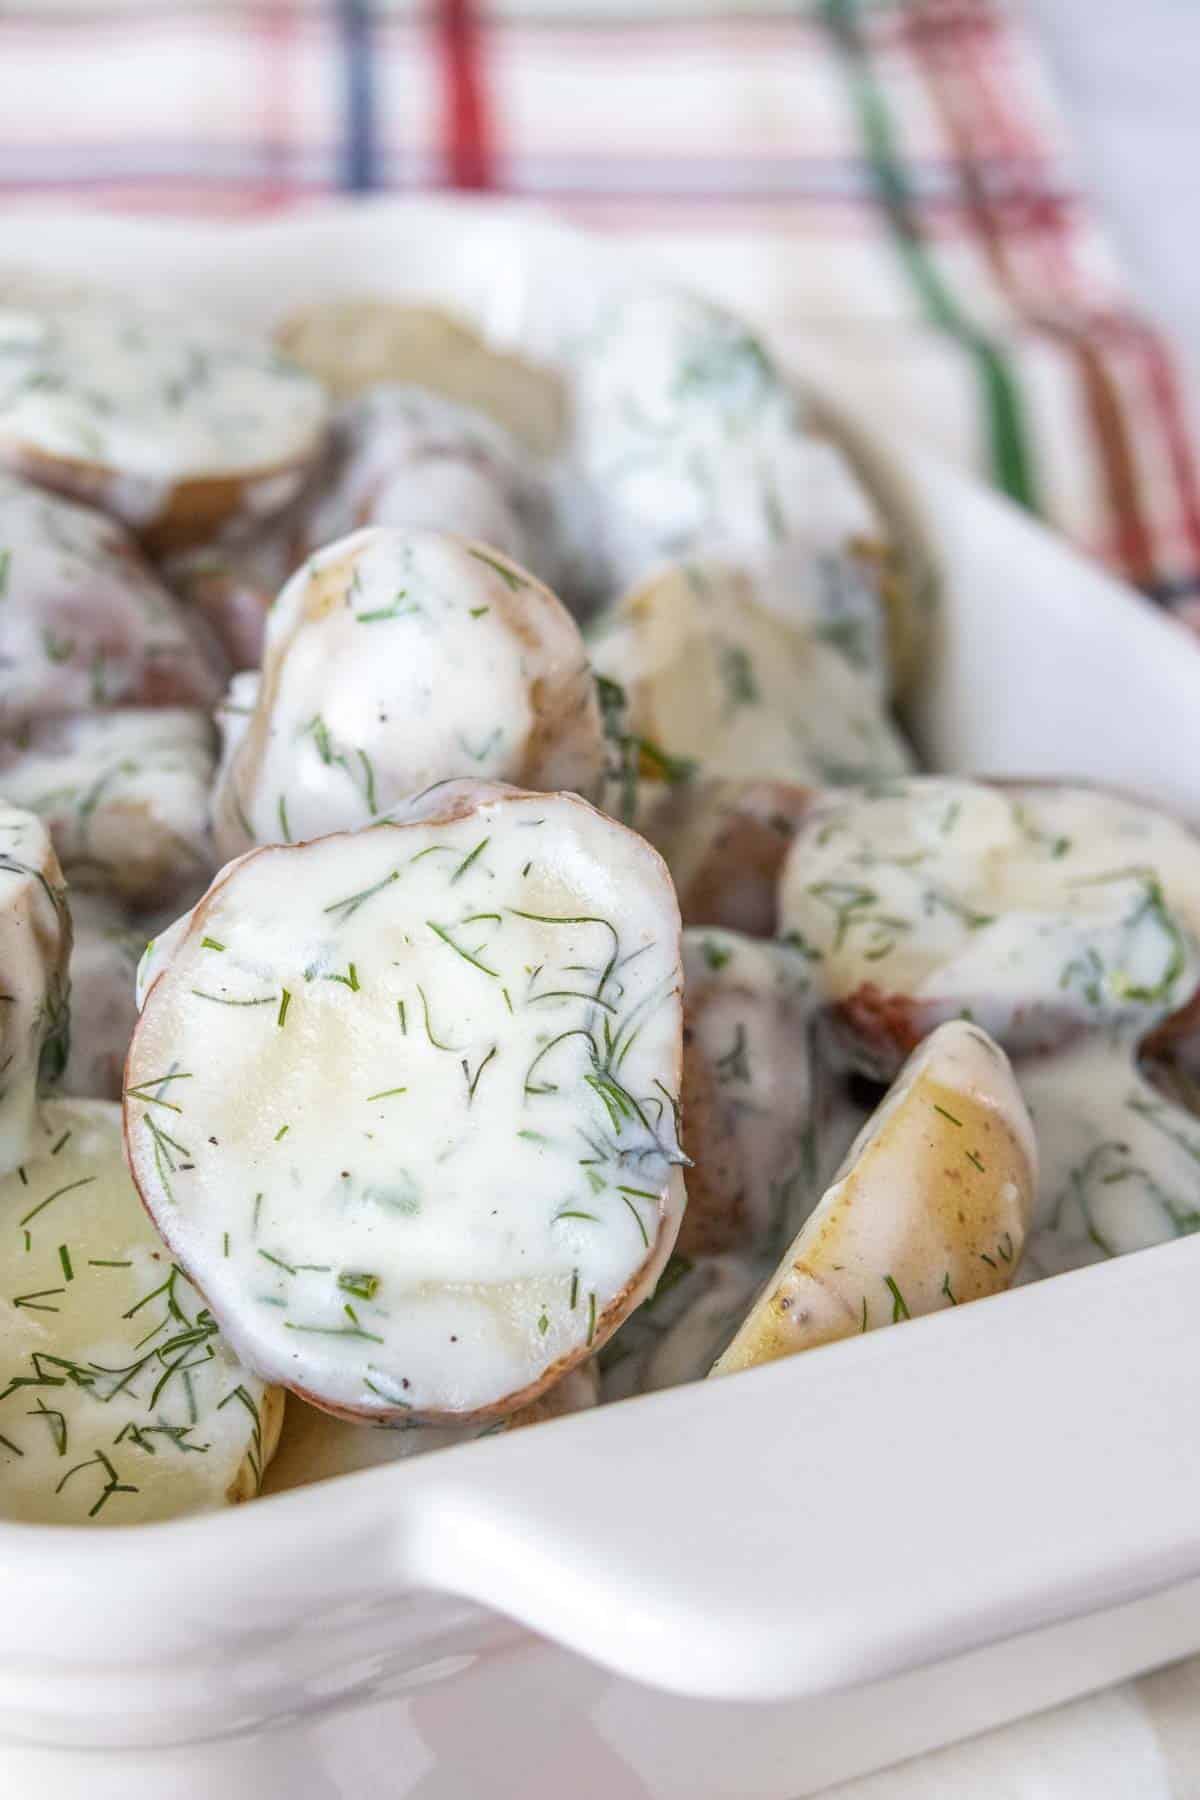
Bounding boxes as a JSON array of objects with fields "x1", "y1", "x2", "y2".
[{"x1": 822, "y1": 0, "x2": 1039, "y2": 513}]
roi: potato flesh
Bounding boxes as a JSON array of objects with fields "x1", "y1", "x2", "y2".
[
  {"x1": 0, "y1": 472, "x2": 223, "y2": 731},
  {"x1": 589, "y1": 559, "x2": 911, "y2": 797},
  {"x1": 0, "y1": 803, "x2": 70, "y2": 1175},
  {"x1": 211, "y1": 527, "x2": 605, "y2": 860},
  {"x1": 0, "y1": 1101, "x2": 276, "y2": 1524},
  {"x1": 0, "y1": 708, "x2": 215, "y2": 907},
  {"x1": 712, "y1": 1021, "x2": 1037, "y2": 1375},
  {"x1": 0, "y1": 298, "x2": 325, "y2": 491},
  {"x1": 128, "y1": 786, "x2": 685, "y2": 1420},
  {"x1": 779, "y1": 778, "x2": 1200, "y2": 1072}
]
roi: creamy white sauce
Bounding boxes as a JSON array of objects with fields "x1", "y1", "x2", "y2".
[
  {"x1": 301, "y1": 386, "x2": 561, "y2": 586},
  {"x1": 0, "y1": 707, "x2": 216, "y2": 907},
  {"x1": 127, "y1": 784, "x2": 685, "y2": 1419},
  {"x1": 1018, "y1": 1035, "x2": 1200, "y2": 1278},
  {"x1": 0, "y1": 1100, "x2": 276, "y2": 1523},
  {"x1": 0, "y1": 802, "x2": 70, "y2": 1176},
  {"x1": 779, "y1": 778, "x2": 1200, "y2": 1073},
  {"x1": 0, "y1": 298, "x2": 326, "y2": 486},
  {"x1": 211, "y1": 527, "x2": 604, "y2": 860},
  {"x1": 0, "y1": 472, "x2": 224, "y2": 731},
  {"x1": 568, "y1": 290, "x2": 876, "y2": 601},
  {"x1": 589, "y1": 556, "x2": 912, "y2": 805}
]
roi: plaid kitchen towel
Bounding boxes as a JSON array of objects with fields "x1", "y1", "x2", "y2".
[{"x1": 3, "y1": 0, "x2": 1200, "y2": 613}]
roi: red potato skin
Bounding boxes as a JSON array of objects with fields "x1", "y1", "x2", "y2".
[
  {"x1": 3, "y1": 439, "x2": 325, "y2": 554},
  {"x1": 123, "y1": 784, "x2": 685, "y2": 1425}
]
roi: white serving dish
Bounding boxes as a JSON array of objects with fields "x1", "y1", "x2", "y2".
[{"x1": 5, "y1": 199, "x2": 1200, "y2": 1800}]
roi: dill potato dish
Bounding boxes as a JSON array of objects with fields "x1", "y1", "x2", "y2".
[{"x1": 0, "y1": 272, "x2": 1197, "y2": 1523}]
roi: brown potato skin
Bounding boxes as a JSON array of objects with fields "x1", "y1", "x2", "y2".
[
  {"x1": 3, "y1": 441, "x2": 323, "y2": 553},
  {"x1": 644, "y1": 779, "x2": 816, "y2": 938}
]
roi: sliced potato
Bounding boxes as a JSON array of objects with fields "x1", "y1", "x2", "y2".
[
  {"x1": 0, "y1": 803, "x2": 71, "y2": 1174},
  {"x1": 0, "y1": 296, "x2": 327, "y2": 550},
  {"x1": 779, "y1": 777, "x2": 1200, "y2": 1078},
  {"x1": 0, "y1": 708, "x2": 215, "y2": 907},
  {"x1": 601, "y1": 1254, "x2": 762, "y2": 1401},
  {"x1": 0, "y1": 472, "x2": 224, "y2": 732},
  {"x1": 275, "y1": 302, "x2": 565, "y2": 454},
  {"x1": 639, "y1": 777, "x2": 814, "y2": 937},
  {"x1": 0, "y1": 1100, "x2": 281, "y2": 1522},
  {"x1": 712, "y1": 1021, "x2": 1037, "y2": 1375},
  {"x1": 570, "y1": 290, "x2": 878, "y2": 601},
  {"x1": 60, "y1": 891, "x2": 145, "y2": 1103},
  {"x1": 299, "y1": 386, "x2": 563, "y2": 588},
  {"x1": 588, "y1": 559, "x2": 912, "y2": 799},
  {"x1": 211, "y1": 527, "x2": 605, "y2": 860},
  {"x1": 679, "y1": 931, "x2": 820, "y2": 1259},
  {"x1": 263, "y1": 1359, "x2": 598, "y2": 1493},
  {"x1": 127, "y1": 782, "x2": 686, "y2": 1423}
]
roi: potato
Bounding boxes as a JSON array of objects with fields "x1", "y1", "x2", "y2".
[
  {"x1": 275, "y1": 302, "x2": 565, "y2": 454},
  {"x1": 210, "y1": 527, "x2": 605, "y2": 860},
  {"x1": 679, "y1": 931, "x2": 820, "y2": 1259},
  {"x1": 0, "y1": 473, "x2": 224, "y2": 733},
  {"x1": 639, "y1": 777, "x2": 814, "y2": 937},
  {"x1": 711, "y1": 1021, "x2": 1037, "y2": 1375},
  {"x1": 0, "y1": 295, "x2": 327, "y2": 551},
  {"x1": 601, "y1": 1254, "x2": 763, "y2": 1401},
  {"x1": 588, "y1": 559, "x2": 912, "y2": 805},
  {"x1": 263, "y1": 1359, "x2": 598, "y2": 1494},
  {"x1": 0, "y1": 708, "x2": 216, "y2": 908},
  {"x1": 1018, "y1": 1034, "x2": 1200, "y2": 1279},
  {"x1": 779, "y1": 777, "x2": 1200, "y2": 1079},
  {"x1": 0, "y1": 803, "x2": 71, "y2": 1174},
  {"x1": 59, "y1": 891, "x2": 145, "y2": 1103},
  {"x1": 568, "y1": 290, "x2": 879, "y2": 602},
  {"x1": 0, "y1": 1100, "x2": 282, "y2": 1522},
  {"x1": 127, "y1": 781, "x2": 686, "y2": 1423}
]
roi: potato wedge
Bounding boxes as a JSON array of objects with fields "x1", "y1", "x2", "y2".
[
  {"x1": 275, "y1": 302, "x2": 565, "y2": 454},
  {"x1": 127, "y1": 782, "x2": 686, "y2": 1423},
  {"x1": 779, "y1": 777, "x2": 1200, "y2": 1078},
  {"x1": 0, "y1": 1100, "x2": 281, "y2": 1522},
  {"x1": 0, "y1": 803, "x2": 71, "y2": 1174},
  {"x1": 211, "y1": 527, "x2": 605, "y2": 859},
  {"x1": 712, "y1": 1020, "x2": 1037, "y2": 1375},
  {"x1": 589, "y1": 559, "x2": 912, "y2": 800},
  {"x1": 0, "y1": 296, "x2": 327, "y2": 550},
  {"x1": 0, "y1": 708, "x2": 216, "y2": 908},
  {"x1": 0, "y1": 473, "x2": 224, "y2": 732}
]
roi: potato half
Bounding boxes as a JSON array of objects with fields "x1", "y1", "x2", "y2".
[
  {"x1": 712, "y1": 1020, "x2": 1037, "y2": 1375},
  {"x1": 0, "y1": 472, "x2": 224, "y2": 732},
  {"x1": 211, "y1": 527, "x2": 605, "y2": 860},
  {"x1": 0, "y1": 1100, "x2": 281, "y2": 1523},
  {"x1": 639, "y1": 777, "x2": 815, "y2": 937},
  {"x1": 0, "y1": 803, "x2": 71, "y2": 1175},
  {"x1": 779, "y1": 777, "x2": 1200, "y2": 1078},
  {"x1": 0, "y1": 297, "x2": 327, "y2": 551},
  {"x1": 127, "y1": 782, "x2": 686, "y2": 1423},
  {"x1": 588, "y1": 559, "x2": 912, "y2": 799},
  {"x1": 0, "y1": 708, "x2": 216, "y2": 908},
  {"x1": 275, "y1": 302, "x2": 566, "y2": 454},
  {"x1": 679, "y1": 930, "x2": 820, "y2": 1260}
]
